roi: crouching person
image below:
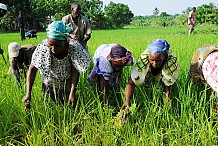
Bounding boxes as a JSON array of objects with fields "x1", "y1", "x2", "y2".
[
  {"x1": 189, "y1": 45, "x2": 218, "y2": 115},
  {"x1": 87, "y1": 44, "x2": 134, "y2": 108},
  {"x1": 121, "y1": 39, "x2": 180, "y2": 109},
  {"x1": 8, "y1": 42, "x2": 35, "y2": 85},
  {"x1": 22, "y1": 21, "x2": 91, "y2": 108}
]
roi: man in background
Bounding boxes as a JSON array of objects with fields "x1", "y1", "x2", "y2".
[
  {"x1": 18, "y1": 11, "x2": 26, "y2": 41},
  {"x1": 188, "y1": 7, "x2": 196, "y2": 35},
  {"x1": 62, "y1": 2, "x2": 92, "y2": 50}
]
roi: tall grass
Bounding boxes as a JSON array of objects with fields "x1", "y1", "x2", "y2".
[{"x1": 0, "y1": 25, "x2": 218, "y2": 145}]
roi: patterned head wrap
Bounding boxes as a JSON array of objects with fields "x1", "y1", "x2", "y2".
[
  {"x1": 46, "y1": 21, "x2": 72, "y2": 40},
  {"x1": 110, "y1": 44, "x2": 132, "y2": 66},
  {"x1": 148, "y1": 39, "x2": 170, "y2": 55}
]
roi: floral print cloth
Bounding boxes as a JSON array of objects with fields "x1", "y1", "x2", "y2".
[
  {"x1": 202, "y1": 51, "x2": 218, "y2": 94},
  {"x1": 189, "y1": 45, "x2": 218, "y2": 82},
  {"x1": 31, "y1": 39, "x2": 91, "y2": 88}
]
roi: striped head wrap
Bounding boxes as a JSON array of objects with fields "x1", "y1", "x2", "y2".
[
  {"x1": 110, "y1": 44, "x2": 132, "y2": 65},
  {"x1": 46, "y1": 21, "x2": 72, "y2": 40}
]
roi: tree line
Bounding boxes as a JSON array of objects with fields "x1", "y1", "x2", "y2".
[
  {"x1": 131, "y1": 3, "x2": 218, "y2": 27},
  {"x1": 0, "y1": 0, "x2": 133, "y2": 31},
  {"x1": 0, "y1": 1, "x2": 217, "y2": 31}
]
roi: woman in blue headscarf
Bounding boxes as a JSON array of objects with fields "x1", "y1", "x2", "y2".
[
  {"x1": 121, "y1": 39, "x2": 180, "y2": 109},
  {"x1": 22, "y1": 21, "x2": 91, "y2": 108}
]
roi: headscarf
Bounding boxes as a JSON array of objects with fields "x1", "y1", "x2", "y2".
[
  {"x1": 109, "y1": 44, "x2": 132, "y2": 65},
  {"x1": 148, "y1": 39, "x2": 170, "y2": 55},
  {"x1": 46, "y1": 21, "x2": 71, "y2": 40}
]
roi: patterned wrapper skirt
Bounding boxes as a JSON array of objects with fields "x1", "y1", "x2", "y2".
[{"x1": 202, "y1": 51, "x2": 218, "y2": 95}]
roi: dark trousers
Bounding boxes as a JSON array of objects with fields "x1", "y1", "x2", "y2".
[{"x1": 20, "y1": 27, "x2": 25, "y2": 41}]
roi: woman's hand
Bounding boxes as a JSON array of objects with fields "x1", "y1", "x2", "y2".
[
  {"x1": 22, "y1": 64, "x2": 37, "y2": 109},
  {"x1": 121, "y1": 100, "x2": 130, "y2": 110},
  {"x1": 68, "y1": 94, "x2": 75, "y2": 107},
  {"x1": 22, "y1": 94, "x2": 31, "y2": 109}
]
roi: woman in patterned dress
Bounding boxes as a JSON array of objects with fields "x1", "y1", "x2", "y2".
[
  {"x1": 189, "y1": 45, "x2": 218, "y2": 114},
  {"x1": 87, "y1": 44, "x2": 134, "y2": 107},
  {"x1": 22, "y1": 21, "x2": 91, "y2": 107},
  {"x1": 121, "y1": 39, "x2": 180, "y2": 109}
]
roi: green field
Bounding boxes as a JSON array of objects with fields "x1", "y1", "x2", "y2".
[{"x1": 0, "y1": 25, "x2": 218, "y2": 145}]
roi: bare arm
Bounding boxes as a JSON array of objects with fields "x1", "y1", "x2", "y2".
[
  {"x1": 10, "y1": 59, "x2": 21, "y2": 85},
  {"x1": 121, "y1": 77, "x2": 136, "y2": 109},
  {"x1": 83, "y1": 33, "x2": 91, "y2": 42},
  {"x1": 164, "y1": 85, "x2": 171, "y2": 106},
  {"x1": 22, "y1": 64, "x2": 37, "y2": 105},
  {"x1": 68, "y1": 67, "x2": 80, "y2": 107},
  {"x1": 99, "y1": 75, "x2": 109, "y2": 104},
  {"x1": 164, "y1": 85, "x2": 171, "y2": 98}
]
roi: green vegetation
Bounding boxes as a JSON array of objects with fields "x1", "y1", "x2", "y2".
[
  {"x1": 130, "y1": 3, "x2": 218, "y2": 27},
  {"x1": 0, "y1": 25, "x2": 218, "y2": 145},
  {"x1": 1, "y1": 1, "x2": 217, "y2": 31},
  {"x1": 0, "y1": 0, "x2": 133, "y2": 30}
]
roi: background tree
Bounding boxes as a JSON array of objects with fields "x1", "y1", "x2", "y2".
[
  {"x1": 0, "y1": 1, "x2": 217, "y2": 31},
  {"x1": 104, "y1": 1, "x2": 134, "y2": 28},
  {"x1": 159, "y1": 12, "x2": 170, "y2": 17},
  {"x1": 83, "y1": 0, "x2": 106, "y2": 29},
  {"x1": 54, "y1": 0, "x2": 84, "y2": 20},
  {"x1": 195, "y1": 3, "x2": 218, "y2": 24}
]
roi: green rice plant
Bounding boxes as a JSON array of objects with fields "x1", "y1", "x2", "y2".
[{"x1": 0, "y1": 25, "x2": 218, "y2": 145}]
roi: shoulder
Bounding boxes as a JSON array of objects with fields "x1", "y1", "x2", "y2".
[
  {"x1": 137, "y1": 49, "x2": 149, "y2": 66},
  {"x1": 68, "y1": 39, "x2": 90, "y2": 56},
  {"x1": 33, "y1": 39, "x2": 49, "y2": 54},
  {"x1": 94, "y1": 44, "x2": 115, "y2": 58},
  {"x1": 163, "y1": 50, "x2": 179, "y2": 73},
  {"x1": 165, "y1": 49, "x2": 178, "y2": 64},
  {"x1": 80, "y1": 15, "x2": 90, "y2": 22},
  {"x1": 69, "y1": 39, "x2": 83, "y2": 49},
  {"x1": 62, "y1": 14, "x2": 71, "y2": 22},
  {"x1": 80, "y1": 15, "x2": 88, "y2": 20},
  {"x1": 21, "y1": 44, "x2": 36, "y2": 50},
  {"x1": 189, "y1": 11, "x2": 193, "y2": 16},
  {"x1": 96, "y1": 44, "x2": 115, "y2": 52},
  {"x1": 62, "y1": 14, "x2": 71, "y2": 19}
]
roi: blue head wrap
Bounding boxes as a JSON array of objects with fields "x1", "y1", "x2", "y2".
[
  {"x1": 46, "y1": 21, "x2": 72, "y2": 40},
  {"x1": 148, "y1": 39, "x2": 170, "y2": 54}
]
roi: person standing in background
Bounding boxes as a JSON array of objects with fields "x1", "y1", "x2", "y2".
[
  {"x1": 18, "y1": 11, "x2": 26, "y2": 41},
  {"x1": 188, "y1": 7, "x2": 196, "y2": 35},
  {"x1": 62, "y1": 2, "x2": 92, "y2": 50}
]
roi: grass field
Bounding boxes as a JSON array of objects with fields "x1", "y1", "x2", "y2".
[{"x1": 0, "y1": 25, "x2": 218, "y2": 145}]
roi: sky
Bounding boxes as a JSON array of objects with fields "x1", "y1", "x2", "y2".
[{"x1": 101, "y1": 0, "x2": 218, "y2": 16}]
